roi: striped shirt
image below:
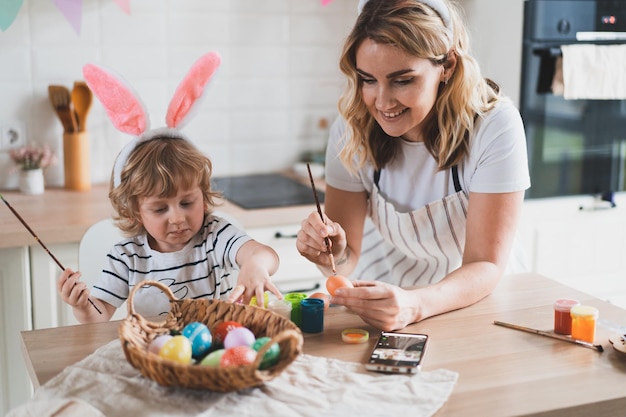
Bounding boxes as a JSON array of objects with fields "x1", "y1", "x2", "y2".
[{"x1": 90, "y1": 214, "x2": 251, "y2": 317}]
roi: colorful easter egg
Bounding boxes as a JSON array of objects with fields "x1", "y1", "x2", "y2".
[
  {"x1": 252, "y1": 336, "x2": 280, "y2": 369},
  {"x1": 326, "y1": 274, "x2": 353, "y2": 296},
  {"x1": 220, "y1": 346, "x2": 257, "y2": 367},
  {"x1": 159, "y1": 335, "x2": 192, "y2": 364},
  {"x1": 200, "y1": 349, "x2": 226, "y2": 367},
  {"x1": 213, "y1": 321, "x2": 243, "y2": 346},
  {"x1": 148, "y1": 334, "x2": 173, "y2": 355},
  {"x1": 182, "y1": 322, "x2": 212, "y2": 359},
  {"x1": 224, "y1": 326, "x2": 256, "y2": 349},
  {"x1": 308, "y1": 292, "x2": 331, "y2": 310}
]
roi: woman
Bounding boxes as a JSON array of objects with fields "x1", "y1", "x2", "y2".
[{"x1": 296, "y1": 0, "x2": 530, "y2": 331}]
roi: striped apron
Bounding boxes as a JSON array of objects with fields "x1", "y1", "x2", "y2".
[{"x1": 351, "y1": 166, "x2": 469, "y2": 287}]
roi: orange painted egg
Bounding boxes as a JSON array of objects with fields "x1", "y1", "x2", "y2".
[
  {"x1": 213, "y1": 321, "x2": 243, "y2": 346},
  {"x1": 308, "y1": 292, "x2": 331, "y2": 310},
  {"x1": 220, "y1": 346, "x2": 257, "y2": 367},
  {"x1": 325, "y1": 274, "x2": 353, "y2": 296}
]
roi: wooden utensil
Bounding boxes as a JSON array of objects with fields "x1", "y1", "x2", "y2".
[
  {"x1": 71, "y1": 81, "x2": 92, "y2": 132},
  {"x1": 48, "y1": 85, "x2": 77, "y2": 133}
]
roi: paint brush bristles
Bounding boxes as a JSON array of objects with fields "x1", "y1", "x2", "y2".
[
  {"x1": 0, "y1": 193, "x2": 102, "y2": 315},
  {"x1": 306, "y1": 163, "x2": 336, "y2": 274}
]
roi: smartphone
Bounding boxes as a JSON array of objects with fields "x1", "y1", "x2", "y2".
[{"x1": 365, "y1": 331, "x2": 428, "y2": 374}]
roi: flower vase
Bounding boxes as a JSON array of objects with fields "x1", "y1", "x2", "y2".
[{"x1": 19, "y1": 168, "x2": 45, "y2": 195}]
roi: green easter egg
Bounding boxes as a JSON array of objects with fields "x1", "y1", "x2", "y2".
[
  {"x1": 200, "y1": 349, "x2": 226, "y2": 367},
  {"x1": 252, "y1": 336, "x2": 280, "y2": 369}
]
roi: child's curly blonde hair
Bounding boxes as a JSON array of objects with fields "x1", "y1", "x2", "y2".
[{"x1": 109, "y1": 135, "x2": 220, "y2": 236}]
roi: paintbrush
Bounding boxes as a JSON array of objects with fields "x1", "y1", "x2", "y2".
[
  {"x1": 494, "y1": 320, "x2": 603, "y2": 352},
  {"x1": 0, "y1": 193, "x2": 102, "y2": 314},
  {"x1": 306, "y1": 163, "x2": 336, "y2": 275}
]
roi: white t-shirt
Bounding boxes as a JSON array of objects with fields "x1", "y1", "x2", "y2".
[
  {"x1": 90, "y1": 214, "x2": 251, "y2": 317},
  {"x1": 325, "y1": 99, "x2": 531, "y2": 208}
]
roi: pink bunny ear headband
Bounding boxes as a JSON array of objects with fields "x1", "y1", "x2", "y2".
[
  {"x1": 357, "y1": 0, "x2": 452, "y2": 33},
  {"x1": 82, "y1": 51, "x2": 222, "y2": 188}
]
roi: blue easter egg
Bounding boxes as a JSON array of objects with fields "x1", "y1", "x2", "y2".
[{"x1": 182, "y1": 322, "x2": 212, "y2": 359}]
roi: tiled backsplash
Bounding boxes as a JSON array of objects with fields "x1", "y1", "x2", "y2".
[{"x1": 0, "y1": 0, "x2": 359, "y2": 189}]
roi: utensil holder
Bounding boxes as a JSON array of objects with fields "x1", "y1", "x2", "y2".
[{"x1": 63, "y1": 132, "x2": 91, "y2": 191}]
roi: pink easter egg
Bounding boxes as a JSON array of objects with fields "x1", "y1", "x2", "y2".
[
  {"x1": 148, "y1": 334, "x2": 173, "y2": 355},
  {"x1": 223, "y1": 326, "x2": 256, "y2": 349}
]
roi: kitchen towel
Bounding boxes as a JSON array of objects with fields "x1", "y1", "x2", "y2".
[
  {"x1": 561, "y1": 44, "x2": 626, "y2": 100},
  {"x1": 8, "y1": 340, "x2": 458, "y2": 417}
]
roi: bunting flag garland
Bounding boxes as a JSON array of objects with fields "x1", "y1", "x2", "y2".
[
  {"x1": 113, "y1": 0, "x2": 130, "y2": 15},
  {"x1": 0, "y1": 0, "x2": 24, "y2": 31},
  {"x1": 0, "y1": 0, "x2": 131, "y2": 34},
  {"x1": 52, "y1": 0, "x2": 82, "y2": 34}
]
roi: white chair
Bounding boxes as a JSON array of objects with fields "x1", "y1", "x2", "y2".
[
  {"x1": 78, "y1": 211, "x2": 243, "y2": 321},
  {"x1": 78, "y1": 218, "x2": 128, "y2": 321}
]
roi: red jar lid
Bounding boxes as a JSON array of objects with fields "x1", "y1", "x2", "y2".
[{"x1": 553, "y1": 298, "x2": 580, "y2": 312}]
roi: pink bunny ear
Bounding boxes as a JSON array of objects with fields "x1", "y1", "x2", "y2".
[
  {"x1": 82, "y1": 64, "x2": 149, "y2": 136},
  {"x1": 166, "y1": 51, "x2": 222, "y2": 129}
]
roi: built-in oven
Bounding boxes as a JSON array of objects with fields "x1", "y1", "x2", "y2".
[{"x1": 520, "y1": 0, "x2": 626, "y2": 205}]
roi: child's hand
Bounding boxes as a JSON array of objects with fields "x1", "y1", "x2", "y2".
[
  {"x1": 227, "y1": 263, "x2": 282, "y2": 307},
  {"x1": 57, "y1": 268, "x2": 91, "y2": 309}
]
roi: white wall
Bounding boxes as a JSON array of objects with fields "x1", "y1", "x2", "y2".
[
  {"x1": 461, "y1": 0, "x2": 525, "y2": 107},
  {"x1": 0, "y1": 0, "x2": 524, "y2": 191},
  {"x1": 0, "y1": 0, "x2": 360, "y2": 189}
]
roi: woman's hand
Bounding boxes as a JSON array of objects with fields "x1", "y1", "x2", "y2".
[
  {"x1": 296, "y1": 211, "x2": 347, "y2": 274},
  {"x1": 331, "y1": 280, "x2": 420, "y2": 331}
]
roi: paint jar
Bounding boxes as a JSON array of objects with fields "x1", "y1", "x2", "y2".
[
  {"x1": 268, "y1": 299, "x2": 292, "y2": 320},
  {"x1": 553, "y1": 299, "x2": 580, "y2": 335},
  {"x1": 249, "y1": 292, "x2": 269, "y2": 308},
  {"x1": 284, "y1": 292, "x2": 307, "y2": 327},
  {"x1": 570, "y1": 305, "x2": 599, "y2": 343},
  {"x1": 300, "y1": 298, "x2": 325, "y2": 333}
]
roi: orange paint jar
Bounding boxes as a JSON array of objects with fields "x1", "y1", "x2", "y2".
[
  {"x1": 570, "y1": 305, "x2": 599, "y2": 343},
  {"x1": 553, "y1": 299, "x2": 580, "y2": 335}
]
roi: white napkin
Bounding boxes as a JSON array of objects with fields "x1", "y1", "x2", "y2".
[
  {"x1": 561, "y1": 44, "x2": 626, "y2": 100},
  {"x1": 8, "y1": 340, "x2": 457, "y2": 417}
]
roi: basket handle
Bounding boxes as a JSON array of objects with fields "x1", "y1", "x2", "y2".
[
  {"x1": 253, "y1": 328, "x2": 303, "y2": 370},
  {"x1": 126, "y1": 279, "x2": 178, "y2": 316}
]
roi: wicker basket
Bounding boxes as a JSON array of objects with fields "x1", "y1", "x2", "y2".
[{"x1": 119, "y1": 280, "x2": 303, "y2": 392}]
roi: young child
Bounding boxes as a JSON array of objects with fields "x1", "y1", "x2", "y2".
[{"x1": 57, "y1": 52, "x2": 281, "y2": 323}]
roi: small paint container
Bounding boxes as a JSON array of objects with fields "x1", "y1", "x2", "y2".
[
  {"x1": 553, "y1": 298, "x2": 580, "y2": 335},
  {"x1": 249, "y1": 292, "x2": 269, "y2": 308},
  {"x1": 570, "y1": 305, "x2": 599, "y2": 343},
  {"x1": 341, "y1": 328, "x2": 369, "y2": 344},
  {"x1": 267, "y1": 299, "x2": 292, "y2": 320},
  {"x1": 300, "y1": 298, "x2": 324, "y2": 333},
  {"x1": 284, "y1": 292, "x2": 307, "y2": 327}
]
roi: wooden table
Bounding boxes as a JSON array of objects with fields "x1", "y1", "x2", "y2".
[{"x1": 20, "y1": 273, "x2": 626, "y2": 417}]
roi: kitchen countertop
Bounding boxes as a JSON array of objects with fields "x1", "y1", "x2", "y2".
[
  {"x1": 20, "y1": 273, "x2": 626, "y2": 416},
  {"x1": 0, "y1": 172, "x2": 322, "y2": 250}
]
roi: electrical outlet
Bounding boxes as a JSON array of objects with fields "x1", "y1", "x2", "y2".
[{"x1": 0, "y1": 121, "x2": 26, "y2": 150}]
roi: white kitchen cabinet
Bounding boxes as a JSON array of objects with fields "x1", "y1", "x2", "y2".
[
  {"x1": 0, "y1": 247, "x2": 32, "y2": 414},
  {"x1": 519, "y1": 194, "x2": 626, "y2": 308}
]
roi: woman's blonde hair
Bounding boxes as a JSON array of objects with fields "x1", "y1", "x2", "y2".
[
  {"x1": 109, "y1": 135, "x2": 220, "y2": 236},
  {"x1": 338, "y1": 0, "x2": 500, "y2": 171}
]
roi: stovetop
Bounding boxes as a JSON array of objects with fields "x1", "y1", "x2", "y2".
[{"x1": 211, "y1": 173, "x2": 324, "y2": 209}]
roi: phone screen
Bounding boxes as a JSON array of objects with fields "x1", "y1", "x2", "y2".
[{"x1": 365, "y1": 332, "x2": 428, "y2": 374}]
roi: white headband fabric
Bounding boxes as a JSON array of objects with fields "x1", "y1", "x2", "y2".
[{"x1": 358, "y1": 0, "x2": 453, "y2": 33}]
